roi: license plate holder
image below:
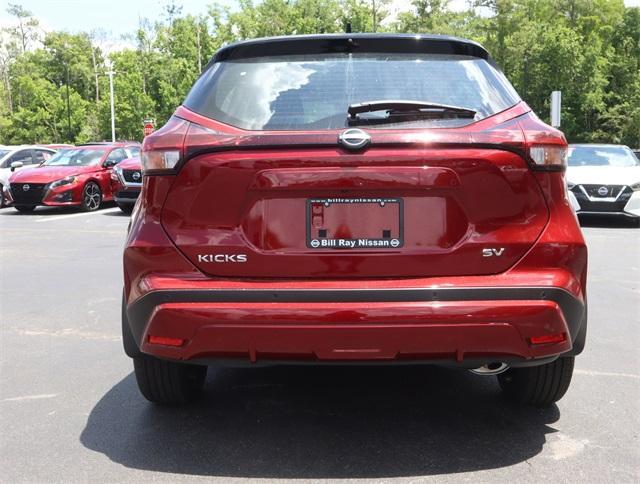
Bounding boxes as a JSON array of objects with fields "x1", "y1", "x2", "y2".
[{"x1": 306, "y1": 197, "x2": 403, "y2": 249}]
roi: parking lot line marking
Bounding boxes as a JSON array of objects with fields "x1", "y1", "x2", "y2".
[
  {"x1": 574, "y1": 369, "x2": 640, "y2": 379},
  {"x1": 35, "y1": 207, "x2": 120, "y2": 222},
  {"x1": 2, "y1": 394, "x2": 58, "y2": 402},
  {"x1": 1, "y1": 228, "x2": 125, "y2": 235}
]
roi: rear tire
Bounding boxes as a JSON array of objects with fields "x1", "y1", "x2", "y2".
[
  {"x1": 133, "y1": 354, "x2": 207, "y2": 405},
  {"x1": 14, "y1": 205, "x2": 35, "y2": 212},
  {"x1": 498, "y1": 356, "x2": 574, "y2": 407}
]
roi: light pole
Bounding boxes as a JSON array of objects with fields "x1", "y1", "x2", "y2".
[
  {"x1": 107, "y1": 69, "x2": 116, "y2": 142},
  {"x1": 372, "y1": 0, "x2": 377, "y2": 32},
  {"x1": 65, "y1": 64, "x2": 71, "y2": 142}
]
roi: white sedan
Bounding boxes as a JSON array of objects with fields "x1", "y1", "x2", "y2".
[
  {"x1": 0, "y1": 145, "x2": 57, "y2": 207},
  {"x1": 566, "y1": 144, "x2": 640, "y2": 224}
]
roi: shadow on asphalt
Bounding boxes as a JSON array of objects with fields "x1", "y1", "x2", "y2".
[
  {"x1": 81, "y1": 365, "x2": 559, "y2": 479},
  {"x1": 101, "y1": 209, "x2": 130, "y2": 217},
  {"x1": 0, "y1": 206, "x2": 74, "y2": 216},
  {"x1": 578, "y1": 214, "x2": 639, "y2": 229}
]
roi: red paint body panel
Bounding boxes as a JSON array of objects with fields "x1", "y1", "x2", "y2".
[
  {"x1": 142, "y1": 300, "x2": 570, "y2": 362},
  {"x1": 161, "y1": 149, "x2": 550, "y2": 278},
  {"x1": 117, "y1": 157, "x2": 142, "y2": 171},
  {"x1": 123, "y1": 102, "x2": 587, "y2": 366}
]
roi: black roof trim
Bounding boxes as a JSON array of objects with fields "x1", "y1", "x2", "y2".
[{"x1": 210, "y1": 34, "x2": 491, "y2": 64}]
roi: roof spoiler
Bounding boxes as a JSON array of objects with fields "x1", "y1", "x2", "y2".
[{"x1": 209, "y1": 34, "x2": 491, "y2": 64}]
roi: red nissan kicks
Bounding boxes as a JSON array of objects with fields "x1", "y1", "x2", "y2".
[{"x1": 122, "y1": 34, "x2": 587, "y2": 407}]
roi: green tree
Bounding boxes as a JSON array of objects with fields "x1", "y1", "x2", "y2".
[
  {"x1": 0, "y1": 0, "x2": 638, "y2": 147},
  {"x1": 96, "y1": 50, "x2": 155, "y2": 141}
]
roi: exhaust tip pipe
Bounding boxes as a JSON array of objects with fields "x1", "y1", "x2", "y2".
[{"x1": 470, "y1": 362, "x2": 509, "y2": 375}]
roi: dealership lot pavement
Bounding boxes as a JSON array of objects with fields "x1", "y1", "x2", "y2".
[{"x1": 1, "y1": 205, "x2": 638, "y2": 483}]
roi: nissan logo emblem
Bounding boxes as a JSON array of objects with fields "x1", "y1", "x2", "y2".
[
  {"x1": 22, "y1": 184, "x2": 30, "y2": 191},
  {"x1": 597, "y1": 186, "x2": 609, "y2": 196},
  {"x1": 132, "y1": 171, "x2": 141, "y2": 181},
  {"x1": 338, "y1": 128, "x2": 371, "y2": 151}
]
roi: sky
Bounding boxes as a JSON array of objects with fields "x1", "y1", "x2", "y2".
[{"x1": 1, "y1": 0, "x2": 639, "y2": 41}]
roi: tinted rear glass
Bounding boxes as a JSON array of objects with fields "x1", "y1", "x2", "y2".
[{"x1": 184, "y1": 53, "x2": 520, "y2": 131}]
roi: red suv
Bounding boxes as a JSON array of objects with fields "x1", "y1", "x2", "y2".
[
  {"x1": 10, "y1": 142, "x2": 140, "y2": 212},
  {"x1": 122, "y1": 35, "x2": 587, "y2": 407}
]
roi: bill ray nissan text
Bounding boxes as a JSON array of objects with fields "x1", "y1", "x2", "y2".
[{"x1": 122, "y1": 34, "x2": 588, "y2": 407}]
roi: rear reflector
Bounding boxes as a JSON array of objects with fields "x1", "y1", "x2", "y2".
[
  {"x1": 148, "y1": 335, "x2": 185, "y2": 347},
  {"x1": 529, "y1": 333, "x2": 566, "y2": 345}
]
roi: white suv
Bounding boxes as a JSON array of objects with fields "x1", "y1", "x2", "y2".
[{"x1": 0, "y1": 146, "x2": 57, "y2": 207}]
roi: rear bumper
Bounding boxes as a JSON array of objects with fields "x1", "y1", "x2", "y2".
[
  {"x1": 114, "y1": 188, "x2": 140, "y2": 204},
  {"x1": 125, "y1": 282, "x2": 586, "y2": 366}
]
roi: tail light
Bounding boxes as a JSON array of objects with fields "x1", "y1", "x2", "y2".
[
  {"x1": 141, "y1": 116, "x2": 190, "y2": 175},
  {"x1": 141, "y1": 150, "x2": 181, "y2": 173},
  {"x1": 529, "y1": 145, "x2": 567, "y2": 171},
  {"x1": 518, "y1": 114, "x2": 568, "y2": 172}
]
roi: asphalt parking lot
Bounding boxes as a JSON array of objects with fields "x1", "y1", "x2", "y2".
[{"x1": 0, "y1": 204, "x2": 638, "y2": 483}]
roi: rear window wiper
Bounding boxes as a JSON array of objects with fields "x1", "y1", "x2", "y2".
[{"x1": 347, "y1": 100, "x2": 477, "y2": 125}]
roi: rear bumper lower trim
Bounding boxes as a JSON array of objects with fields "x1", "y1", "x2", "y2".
[
  {"x1": 577, "y1": 211, "x2": 639, "y2": 219},
  {"x1": 114, "y1": 197, "x2": 138, "y2": 204},
  {"x1": 126, "y1": 286, "x2": 585, "y2": 363}
]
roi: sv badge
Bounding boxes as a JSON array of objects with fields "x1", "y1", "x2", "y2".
[{"x1": 482, "y1": 248, "x2": 505, "y2": 257}]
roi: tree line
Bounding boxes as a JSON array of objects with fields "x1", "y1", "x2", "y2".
[{"x1": 0, "y1": 0, "x2": 638, "y2": 147}]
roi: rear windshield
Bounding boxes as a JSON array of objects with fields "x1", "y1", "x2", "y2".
[
  {"x1": 568, "y1": 146, "x2": 640, "y2": 167},
  {"x1": 184, "y1": 53, "x2": 520, "y2": 131}
]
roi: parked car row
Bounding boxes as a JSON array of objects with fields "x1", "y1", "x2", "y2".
[
  {"x1": 2, "y1": 139, "x2": 639, "y2": 224},
  {"x1": 0, "y1": 142, "x2": 143, "y2": 213}
]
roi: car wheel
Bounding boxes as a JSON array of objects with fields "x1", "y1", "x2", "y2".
[
  {"x1": 116, "y1": 202, "x2": 133, "y2": 214},
  {"x1": 497, "y1": 356, "x2": 574, "y2": 407},
  {"x1": 14, "y1": 205, "x2": 36, "y2": 212},
  {"x1": 133, "y1": 354, "x2": 207, "y2": 405},
  {"x1": 81, "y1": 182, "x2": 102, "y2": 212}
]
